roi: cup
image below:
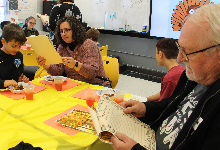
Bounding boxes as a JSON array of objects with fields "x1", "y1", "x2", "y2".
[
  {"x1": 114, "y1": 91, "x2": 125, "y2": 104},
  {"x1": 26, "y1": 44, "x2": 32, "y2": 50},
  {"x1": 23, "y1": 85, "x2": 35, "y2": 100},
  {"x1": 54, "y1": 77, "x2": 64, "y2": 91},
  {"x1": 85, "y1": 91, "x2": 96, "y2": 108}
]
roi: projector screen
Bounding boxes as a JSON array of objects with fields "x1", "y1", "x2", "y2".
[{"x1": 149, "y1": 0, "x2": 220, "y2": 39}]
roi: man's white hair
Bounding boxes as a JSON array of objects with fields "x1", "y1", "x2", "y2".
[{"x1": 189, "y1": 4, "x2": 220, "y2": 55}]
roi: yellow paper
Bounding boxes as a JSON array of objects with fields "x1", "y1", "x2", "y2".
[{"x1": 27, "y1": 35, "x2": 62, "y2": 65}]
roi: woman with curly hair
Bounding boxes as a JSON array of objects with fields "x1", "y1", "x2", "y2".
[
  {"x1": 37, "y1": 16, "x2": 111, "y2": 87},
  {"x1": 42, "y1": 0, "x2": 81, "y2": 48}
]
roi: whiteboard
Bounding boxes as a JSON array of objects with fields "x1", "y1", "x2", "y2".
[
  {"x1": 112, "y1": 18, "x2": 126, "y2": 31},
  {"x1": 104, "y1": 11, "x2": 115, "y2": 30},
  {"x1": 75, "y1": 0, "x2": 150, "y2": 32},
  {"x1": 17, "y1": 0, "x2": 37, "y2": 19}
]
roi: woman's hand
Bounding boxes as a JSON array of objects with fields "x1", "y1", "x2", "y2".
[
  {"x1": 4, "y1": 80, "x2": 18, "y2": 87},
  {"x1": 36, "y1": 56, "x2": 49, "y2": 69},
  {"x1": 62, "y1": 57, "x2": 76, "y2": 68},
  {"x1": 36, "y1": 56, "x2": 46, "y2": 66},
  {"x1": 18, "y1": 73, "x2": 29, "y2": 83}
]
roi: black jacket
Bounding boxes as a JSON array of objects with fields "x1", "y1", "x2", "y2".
[
  {"x1": 132, "y1": 72, "x2": 220, "y2": 150},
  {"x1": 0, "y1": 50, "x2": 24, "y2": 89},
  {"x1": 48, "y1": 3, "x2": 82, "y2": 32},
  {"x1": 0, "y1": 36, "x2": 3, "y2": 48},
  {"x1": 23, "y1": 27, "x2": 39, "y2": 37}
]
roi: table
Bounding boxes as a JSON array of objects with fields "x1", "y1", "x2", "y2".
[{"x1": 0, "y1": 77, "x2": 133, "y2": 150}]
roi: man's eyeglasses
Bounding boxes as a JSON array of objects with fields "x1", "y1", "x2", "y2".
[
  {"x1": 29, "y1": 22, "x2": 36, "y2": 25},
  {"x1": 176, "y1": 42, "x2": 220, "y2": 61},
  {"x1": 59, "y1": 29, "x2": 72, "y2": 34}
]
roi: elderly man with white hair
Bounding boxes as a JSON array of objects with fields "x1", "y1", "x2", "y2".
[{"x1": 111, "y1": 4, "x2": 220, "y2": 150}]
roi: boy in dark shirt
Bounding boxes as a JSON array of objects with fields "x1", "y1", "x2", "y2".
[{"x1": 0, "y1": 23, "x2": 29, "y2": 89}]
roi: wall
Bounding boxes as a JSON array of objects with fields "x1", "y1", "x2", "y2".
[
  {"x1": 98, "y1": 33, "x2": 168, "y2": 73},
  {"x1": 6, "y1": 0, "x2": 166, "y2": 74},
  {"x1": 10, "y1": 0, "x2": 150, "y2": 32},
  {"x1": 75, "y1": 0, "x2": 150, "y2": 32},
  {"x1": 11, "y1": 0, "x2": 43, "y2": 31}
]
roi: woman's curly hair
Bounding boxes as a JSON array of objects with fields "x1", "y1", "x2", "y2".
[{"x1": 55, "y1": 16, "x2": 87, "y2": 48}]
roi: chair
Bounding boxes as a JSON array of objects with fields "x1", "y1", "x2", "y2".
[
  {"x1": 34, "y1": 66, "x2": 49, "y2": 78},
  {"x1": 99, "y1": 45, "x2": 108, "y2": 57},
  {"x1": 102, "y1": 56, "x2": 119, "y2": 89},
  {"x1": 20, "y1": 49, "x2": 39, "y2": 66},
  {"x1": 20, "y1": 48, "x2": 49, "y2": 78}
]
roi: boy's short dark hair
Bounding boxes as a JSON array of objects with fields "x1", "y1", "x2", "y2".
[
  {"x1": 2, "y1": 23, "x2": 26, "y2": 45},
  {"x1": 156, "y1": 38, "x2": 179, "y2": 59},
  {"x1": 1, "y1": 21, "x2": 10, "y2": 30},
  {"x1": 87, "y1": 28, "x2": 100, "y2": 42}
]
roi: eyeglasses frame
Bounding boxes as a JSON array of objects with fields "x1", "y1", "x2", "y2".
[
  {"x1": 175, "y1": 42, "x2": 220, "y2": 61},
  {"x1": 29, "y1": 22, "x2": 36, "y2": 25},
  {"x1": 59, "y1": 29, "x2": 72, "y2": 34}
]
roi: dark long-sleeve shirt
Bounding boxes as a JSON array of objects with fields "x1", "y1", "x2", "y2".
[
  {"x1": 47, "y1": 3, "x2": 82, "y2": 32},
  {"x1": 132, "y1": 72, "x2": 220, "y2": 150},
  {"x1": 0, "y1": 36, "x2": 3, "y2": 48},
  {"x1": 0, "y1": 50, "x2": 23, "y2": 89},
  {"x1": 23, "y1": 27, "x2": 39, "y2": 37}
]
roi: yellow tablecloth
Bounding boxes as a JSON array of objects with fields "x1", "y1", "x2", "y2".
[{"x1": 0, "y1": 78, "x2": 132, "y2": 150}]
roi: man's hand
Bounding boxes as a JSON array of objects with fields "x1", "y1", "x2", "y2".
[
  {"x1": 4, "y1": 80, "x2": 18, "y2": 87},
  {"x1": 111, "y1": 132, "x2": 137, "y2": 150},
  {"x1": 119, "y1": 100, "x2": 146, "y2": 118},
  {"x1": 18, "y1": 73, "x2": 29, "y2": 83}
]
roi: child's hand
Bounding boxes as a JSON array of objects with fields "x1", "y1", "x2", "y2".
[
  {"x1": 18, "y1": 73, "x2": 29, "y2": 83},
  {"x1": 4, "y1": 80, "x2": 18, "y2": 87}
]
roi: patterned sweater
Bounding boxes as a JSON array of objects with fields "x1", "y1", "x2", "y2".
[{"x1": 46, "y1": 39, "x2": 110, "y2": 85}]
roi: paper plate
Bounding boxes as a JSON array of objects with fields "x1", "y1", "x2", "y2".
[
  {"x1": 44, "y1": 75, "x2": 67, "y2": 85},
  {"x1": 8, "y1": 82, "x2": 30, "y2": 94},
  {"x1": 96, "y1": 88, "x2": 118, "y2": 97}
]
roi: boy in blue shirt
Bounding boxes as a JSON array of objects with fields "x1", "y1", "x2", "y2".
[{"x1": 0, "y1": 23, "x2": 29, "y2": 89}]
